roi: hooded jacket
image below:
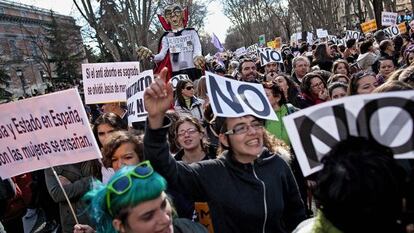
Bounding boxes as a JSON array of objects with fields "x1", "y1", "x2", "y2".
[{"x1": 144, "y1": 117, "x2": 306, "y2": 233}]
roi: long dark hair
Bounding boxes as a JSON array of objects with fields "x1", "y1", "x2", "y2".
[
  {"x1": 275, "y1": 73, "x2": 301, "y2": 107},
  {"x1": 301, "y1": 72, "x2": 327, "y2": 97},
  {"x1": 93, "y1": 113, "x2": 128, "y2": 148},
  {"x1": 176, "y1": 79, "x2": 194, "y2": 109},
  {"x1": 314, "y1": 43, "x2": 332, "y2": 62}
]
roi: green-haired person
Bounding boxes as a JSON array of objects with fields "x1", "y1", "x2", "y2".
[{"x1": 74, "y1": 161, "x2": 207, "y2": 233}]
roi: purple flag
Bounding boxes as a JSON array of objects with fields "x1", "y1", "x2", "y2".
[{"x1": 211, "y1": 33, "x2": 224, "y2": 52}]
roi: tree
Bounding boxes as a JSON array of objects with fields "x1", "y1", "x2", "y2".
[
  {"x1": 46, "y1": 12, "x2": 85, "y2": 86},
  {"x1": 0, "y1": 68, "x2": 12, "y2": 102}
]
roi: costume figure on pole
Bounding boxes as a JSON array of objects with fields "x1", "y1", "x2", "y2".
[{"x1": 138, "y1": 3, "x2": 205, "y2": 81}]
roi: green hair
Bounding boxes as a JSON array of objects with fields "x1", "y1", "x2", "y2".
[{"x1": 83, "y1": 162, "x2": 167, "y2": 233}]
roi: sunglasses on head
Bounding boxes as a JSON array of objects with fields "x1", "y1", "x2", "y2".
[
  {"x1": 106, "y1": 161, "x2": 154, "y2": 216},
  {"x1": 185, "y1": 86, "x2": 194, "y2": 90}
]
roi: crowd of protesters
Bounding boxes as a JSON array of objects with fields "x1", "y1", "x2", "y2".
[{"x1": 2, "y1": 15, "x2": 414, "y2": 233}]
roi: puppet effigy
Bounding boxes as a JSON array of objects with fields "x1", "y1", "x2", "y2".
[{"x1": 138, "y1": 3, "x2": 205, "y2": 81}]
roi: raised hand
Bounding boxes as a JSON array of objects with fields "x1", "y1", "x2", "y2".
[{"x1": 144, "y1": 67, "x2": 173, "y2": 129}]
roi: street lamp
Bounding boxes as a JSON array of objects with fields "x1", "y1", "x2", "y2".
[{"x1": 16, "y1": 69, "x2": 26, "y2": 96}]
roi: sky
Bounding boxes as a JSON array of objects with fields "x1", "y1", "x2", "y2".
[{"x1": 12, "y1": 0, "x2": 230, "y2": 42}]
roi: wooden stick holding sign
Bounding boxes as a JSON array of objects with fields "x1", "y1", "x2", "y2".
[
  {"x1": 205, "y1": 71, "x2": 277, "y2": 121},
  {"x1": 283, "y1": 91, "x2": 414, "y2": 177}
]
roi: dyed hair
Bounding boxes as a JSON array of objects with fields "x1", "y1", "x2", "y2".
[
  {"x1": 84, "y1": 164, "x2": 167, "y2": 233},
  {"x1": 93, "y1": 113, "x2": 128, "y2": 148},
  {"x1": 102, "y1": 131, "x2": 144, "y2": 168}
]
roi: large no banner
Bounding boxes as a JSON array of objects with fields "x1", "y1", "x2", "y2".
[
  {"x1": 206, "y1": 72, "x2": 277, "y2": 121},
  {"x1": 82, "y1": 62, "x2": 140, "y2": 104},
  {"x1": 283, "y1": 91, "x2": 414, "y2": 177},
  {"x1": 0, "y1": 89, "x2": 101, "y2": 179}
]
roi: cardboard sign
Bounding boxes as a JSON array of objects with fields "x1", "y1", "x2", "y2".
[
  {"x1": 316, "y1": 28, "x2": 328, "y2": 38},
  {"x1": 307, "y1": 32, "x2": 314, "y2": 45},
  {"x1": 360, "y1": 19, "x2": 377, "y2": 33},
  {"x1": 345, "y1": 30, "x2": 362, "y2": 40},
  {"x1": 169, "y1": 74, "x2": 189, "y2": 89},
  {"x1": 382, "y1": 11, "x2": 398, "y2": 26},
  {"x1": 82, "y1": 62, "x2": 140, "y2": 104},
  {"x1": 258, "y1": 34, "x2": 266, "y2": 46},
  {"x1": 257, "y1": 48, "x2": 283, "y2": 66},
  {"x1": 383, "y1": 23, "x2": 407, "y2": 38},
  {"x1": 267, "y1": 40, "x2": 276, "y2": 49},
  {"x1": 0, "y1": 89, "x2": 101, "y2": 179},
  {"x1": 234, "y1": 47, "x2": 246, "y2": 58},
  {"x1": 274, "y1": 37, "x2": 282, "y2": 49},
  {"x1": 283, "y1": 91, "x2": 414, "y2": 177},
  {"x1": 246, "y1": 44, "x2": 259, "y2": 55},
  {"x1": 327, "y1": 35, "x2": 337, "y2": 43},
  {"x1": 194, "y1": 202, "x2": 214, "y2": 233},
  {"x1": 206, "y1": 72, "x2": 277, "y2": 121},
  {"x1": 167, "y1": 34, "x2": 194, "y2": 53},
  {"x1": 126, "y1": 70, "x2": 153, "y2": 124},
  {"x1": 336, "y1": 39, "x2": 346, "y2": 45}
]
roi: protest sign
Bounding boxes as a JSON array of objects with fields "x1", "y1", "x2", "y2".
[
  {"x1": 167, "y1": 34, "x2": 194, "y2": 53},
  {"x1": 258, "y1": 34, "x2": 266, "y2": 46},
  {"x1": 257, "y1": 47, "x2": 283, "y2": 66},
  {"x1": 206, "y1": 71, "x2": 277, "y2": 121},
  {"x1": 169, "y1": 74, "x2": 189, "y2": 90},
  {"x1": 283, "y1": 91, "x2": 414, "y2": 177},
  {"x1": 383, "y1": 23, "x2": 407, "y2": 38},
  {"x1": 0, "y1": 89, "x2": 101, "y2": 179},
  {"x1": 274, "y1": 37, "x2": 282, "y2": 49},
  {"x1": 234, "y1": 46, "x2": 246, "y2": 57},
  {"x1": 316, "y1": 28, "x2": 328, "y2": 38},
  {"x1": 246, "y1": 44, "x2": 259, "y2": 55},
  {"x1": 267, "y1": 40, "x2": 276, "y2": 49},
  {"x1": 82, "y1": 62, "x2": 140, "y2": 104},
  {"x1": 327, "y1": 35, "x2": 337, "y2": 43},
  {"x1": 382, "y1": 11, "x2": 398, "y2": 26},
  {"x1": 345, "y1": 30, "x2": 362, "y2": 40},
  {"x1": 360, "y1": 19, "x2": 377, "y2": 33},
  {"x1": 307, "y1": 32, "x2": 314, "y2": 45},
  {"x1": 126, "y1": 70, "x2": 154, "y2": 124},
  {"x1": 195, "y1": 202, "x2": 214, "y2": 233}
]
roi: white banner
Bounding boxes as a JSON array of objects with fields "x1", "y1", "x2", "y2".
[
  {"x1": 382, "y1": 11, "x2": 398, "y2": 26},
  {"x1": 257, "y1": 48, "x2": 283, "y2": 66},
  {"x1": 167, "y1": 34, "x2": 194, "y2": 53},
  {"x1": 126, "y1": 70, "x2": 154, "y2": 124},
  {"x1": 316, "y1": 28, "x2": 328, "y2": 38},
  {"x1": 283, "y1": 91, "x2": 414, "y2": 177},
  {"x1": 345, "y1": 30, "x2": 361, "y2": 40},
  {"x1": 206, "y1": 72, "x2": 277, "y2": 121},
  {"x1": 0, "y1": 89, "x2": 101, "y2": 179},
  {"x1": 82, "y1": 62, "x2": 140, "y2": 104}
]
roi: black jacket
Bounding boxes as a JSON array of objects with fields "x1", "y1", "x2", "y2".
[{"x1": 144, "y1": 117, "x2": 306, "y2": 233}]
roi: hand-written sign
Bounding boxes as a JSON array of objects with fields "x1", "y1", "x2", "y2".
[
  {"x1": 126, "y1": 70, "x2": 154, "y2": 124},
  {"x1": 0, "y1": 89, "x2": 101, "y2": 179},
  {"x1": 168, "y1": 34, "x2": 194, "y2": 53},
  {"x1": 283, "y1": 91, "x2": 414, "y2": 177},
  {"x1": 360, "y1": 19, "x2": 377, "y2": 33},
  {"x1": 206, "y1": 72, "x2": 278, "y2": 121},
  {"x1": 234, "y1": 47, "x2": 246, "y2": 58},
  {"x1": 382, "y1": 11, "x2": 398, "y2": 26},
  {"x1": 82, "y1": 62, "x2": 140, "y2": 104},
  {"x1": 257, "y1": 48, "x2": 283, "y2": 66}
]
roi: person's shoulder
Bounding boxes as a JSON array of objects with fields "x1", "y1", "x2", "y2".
[{"x1": 292, "y1": 217, "x2": 316, "y2": 233}]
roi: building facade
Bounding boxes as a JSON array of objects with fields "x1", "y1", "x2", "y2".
[{"x1": 0, "y1": 0, "x2": 84, "y2": 97}]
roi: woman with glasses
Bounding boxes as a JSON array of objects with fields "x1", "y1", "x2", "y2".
[
  {"x1": 300, "y1": 72, "x2": 329, "y2": 108},
  {"x1": 142, "y1": 68, "x2": 306, "y2": 233},
  {"x1": 174, "y1": 79, "x2": 204, "y2": 122}
]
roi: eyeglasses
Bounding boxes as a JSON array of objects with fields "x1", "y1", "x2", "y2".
[
  {"x1": 177, "y1": 128, "x2": 198, "y2": 137},
  {"x1": 165, "y1": 9, "x2": 182, "y2": 18},
  {"x1": 224, "y1": 121, "x2": 263, "y2": 135},
  {"x1": 185, "y1": 86, "x2": 194, "y2": 91},
  {"x1": 106, "y1": 161, "x2": 153, "y2": 216}
]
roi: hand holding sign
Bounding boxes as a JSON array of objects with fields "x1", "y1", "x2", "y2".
[{"x1": 144, "y1": 67, "x2": 173, "y2": 129}]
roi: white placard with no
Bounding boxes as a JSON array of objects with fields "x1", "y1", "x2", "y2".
[
  {"x1": 82, "y1": 62, "x2": 140, "y2": 104},
  {"x1": 382, "y1": 11, "x2": 398, "y2": 26},
  {"x1": 206, "y1": 72, "x2": 278, "y2": 121},
  {"x1": 126, "y1": 70, "x2": 154, "y2": 124},
  {"x1": 283, "y1": 91, "x2": 414, "y2": 177},
  {"x1": 234, "y1": 47, "x2": 246, "y2": 57},
  {"x1": 257, "y1": 48, "x2": 283, "y2": 66},
  {"x1": 167, "y1": 34, "x2": 194, "y2": 53},
  {"x1": 0, "y1": 89, "x2": 101, "y2": 179}
]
